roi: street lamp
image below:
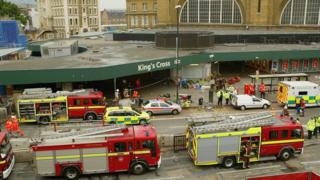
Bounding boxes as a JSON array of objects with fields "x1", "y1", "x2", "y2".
[{"x1": 175, "y1": 4, "x2": 181, "y2": 103}]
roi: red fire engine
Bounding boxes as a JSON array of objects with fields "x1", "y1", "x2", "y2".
[
  {"x1": 187, "y1": 113, "x2": 304, "y2": 167},
  {"x1": 31, "y1": 125, "x2": 161, "y2": 180},
  {"x1": 0, "y1": 132, "x2": 15, "y2": 179},
  {"x1": 17, "y1": 88, "x2": 106, "y2": 123}
]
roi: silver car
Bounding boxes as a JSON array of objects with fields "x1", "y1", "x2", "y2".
[{"x1": 142, "y1": 99, "x2": 182, "y2": 115}]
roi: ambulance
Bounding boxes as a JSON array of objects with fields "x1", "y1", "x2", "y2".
[{"x1": 277, "y1": 81, "x2": 320, "y2": 107}]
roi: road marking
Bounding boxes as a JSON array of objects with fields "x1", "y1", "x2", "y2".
[
  {"x1": 216, "y1": 165, "x2": 282, "y2": 175},
  {"x1": 168, "y1": 126, "x2": 186, "y2": 129},
  {"x1": 147, "y1": 175, "x2": 185, "y2": 180},
  {"x1": 302, "y1": 160, "x2": 320, "y2": 164}
]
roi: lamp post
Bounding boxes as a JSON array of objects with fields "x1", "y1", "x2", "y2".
[{"x1": 175, "y1": 5, "x2": 181, "y2": 103}]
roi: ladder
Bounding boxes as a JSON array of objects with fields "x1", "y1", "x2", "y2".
[
  {"x1": 192, "y1": 113, "x2": 274, "y2": 134},
  {"x1": 31, "y1": 124, "x2": 126, "y2": 144},
  {"x1": 188, "y1": 112, "x2": 272, "y2": 126},
  {"x1": 18, "y1": 89, "x2": 93, "y2": 99}
]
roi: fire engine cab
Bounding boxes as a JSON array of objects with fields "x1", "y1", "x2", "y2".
[
  {"x1": 186, "y1": 113, "x2": 304, "y2": 167},
  {"x1": 0, "y1": 132, "x2": 15, "y2": 179},
  {"x1": 31, "y1": 124, "x2": 161, "y2": 180},
  {"x1": 16, "y1": 88, "x2": 105, "y2": 123}
]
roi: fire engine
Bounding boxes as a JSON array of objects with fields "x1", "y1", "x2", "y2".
[
  {"x1": 186, "y1": 113, "x2": 304, "y2": 167},
  {"x1": 16, "y1": 88, "x2": 105, "y2": 123},
  {"x1": 0, "y1": 132, "x2": 15, "y2": 179},
  {"x1": 31, "y1": 124, "x2": 161, "y2": 180}
]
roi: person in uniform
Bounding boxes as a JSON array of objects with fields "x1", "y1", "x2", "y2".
[{"x1": 307, "y1": 118, "x2": 316, "y2": 139}]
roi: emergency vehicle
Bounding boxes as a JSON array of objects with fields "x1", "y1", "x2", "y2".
[
  {"x1": 277, "y1": 81, "x2": 320, "y2": 107},
  {"x1": 186, "y1": 113, "x2": 304, "y2": 167},
  {"x1": 31, "y1": 124, "x2": 161, "y2": 180},
  {"x1": 0, "y1": 132, "x2": 15, "y2": 179},
  {"x1": 16, "y1": 88, "x2": 105, "y2": 123}
]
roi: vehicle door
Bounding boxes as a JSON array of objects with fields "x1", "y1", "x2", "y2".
[
  {"x1": 159, "y1": 102, "x2": 171, "y2": 114},
  {"x1": 125, "y1": 111, "x2": 139, "y2": 124},
  {"x1": 113, "y1": 111, "x2": 125, "y2": 124},
  {"x1": 68, "y1": 98, "x2": 83, "y2": 118},
  {"x1": 108, "y1": 141, "x2": 132, "y2": 172},
  {"x1": 141, "y1": 139, "x2": 158, "y2": 165},
  {"x1": 83, "y1": 98, "x2": 90, "y2": 115},
  {"x1": 149, "y1": 102, "x2": 160, "y2": 114},
  {"x1": 252, "y1": 97, "x2": 263, "y2": 108}
]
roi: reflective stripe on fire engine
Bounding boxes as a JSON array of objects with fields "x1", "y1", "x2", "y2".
[
  {"x1": 0, "y1": 160, "x2": 6, "y2": 164},
  {"x1": 36, "y1": 151, "x2": 150, "y2": 160},
  {"x1": 261, "y1": 139, "x2": 304, "y2": 145},
  {"x1": 68, "y1": 106, "x2": 105, "y2": 110}
]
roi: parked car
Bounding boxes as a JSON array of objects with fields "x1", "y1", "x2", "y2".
[
  {"x1": 104, "y1": 106, "x2": 150, "y2": 124},
  {"x1": 142, "y1": 99, "x2": 182, "y2": 115},
  {"x1": 231, "y1": 94, "x2": 271, "y2": 110}
]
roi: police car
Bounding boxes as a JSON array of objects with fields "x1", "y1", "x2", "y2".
[{"x1": 104, "y1": 106, "x2": 150, "y2": 125}]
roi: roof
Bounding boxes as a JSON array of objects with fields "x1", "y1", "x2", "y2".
[
  {"x1": 107, "y1": 106, "x2": 132, "y2": 111},
  {"x1": 280, "y1": 81, "x2": 318, "y2": 87},
  {"x1": 249, "y1": 73, "x2": 308, "y2": 79},
  {"x1": 0, "y1": 47, "x2": 24, "y2": 57},
  {"x1": 1, "y1": 34, "x2": 320, "y2": 85}
]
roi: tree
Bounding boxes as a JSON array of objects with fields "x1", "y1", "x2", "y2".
[{"x1": 0, "y1": 0, "x2": 28, "y2": 25}]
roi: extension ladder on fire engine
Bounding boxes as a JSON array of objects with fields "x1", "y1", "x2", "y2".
[
  {"x1": 19, "y1": 89, "x2": 94, "y2": 99},
  {"x1": 188, "y1": 112, "x2": 272, "y2": 125},
  {"x1": 31, "y1": 124, "x2": 126, "y2": 144},
  {"x1": 191, "y1": 113, "x2": 274, "y2": 134}
]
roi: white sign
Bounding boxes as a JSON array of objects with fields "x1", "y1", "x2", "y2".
[{"x1": 137, "y1": 61, "x2": 172, "y2": 72}]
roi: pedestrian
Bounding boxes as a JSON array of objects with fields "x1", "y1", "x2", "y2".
[
  {"x1": 300, "y1": 99, "x2": 305, "y2": 117},
  {"x1": 133, "y1": 90, "x2": 139, "y2": 105},
  {"x1": 315, "y1": 116, "x2": 320, "y2": 138},
  {"x1": 217, "y1": 90, "x2": 223, "y2": 107},
  {"x1": 241, "y1": 142, "x2": 252, "y2": 169},
  {"x1": 135, "y1": 79, "x2": 141, "y2": 89},
  {"x1": 282, "y1": 104, "x2": 289, "y2": 116},
  {"x1": 259, "y1": 82, "x2": 266, "y2": 98},
  {"x1": 5, "y1": 117, "x2": 13, "y2": 135},
  {"x1": 307, "y1": 118, "x2": 316, "y2": 139},
  {"x1": 295, "y1": 97, "x2": 301, "y2": 114},
  {"x1": 224, "y1": 91, "x2": 230, "y2": 105},
  {"x1": 114, "y1": 89, "x2": 120, "y2": 102}
]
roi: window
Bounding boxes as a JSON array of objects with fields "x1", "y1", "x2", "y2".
[
  {"x1": 92, "y1": 98, "x2": 102, "y2": 105},
  {"x1": 75, "y1": 18, "x2": 78, "y2": 25},
  {"x1": 269, "y1": 130, "x2": 278, "y2": 139},
  {"x1": 291, "y1": 129, "x2": 302, "y2": 138},
  {"x1": 83, "y1": 8, "x2": 85, "y2": 13},
  {"x1": 143, "y1": 3, "x2": 148, "y2": 11},
  {"x1": 114, "y1": 142, "x2": 126, "y2": 152},
  {"x1": 142, "y1": 140, "x2": 156, "y2": 157},
  {"x1": 75, "y1": 8, "x2": 77, "y2": 14},
  {"x1": 281, "y1": 0, "x2": 320, "y2": 25},
  {"x1": 181, "y1": 0, "x2": 242, "y2": 24},
  {"x1": 253, "y1": 98, "x2": 261, "y2": 102},
  {"x1": 132, "y1": 3, "x2": 136, "y2": 11},
  {"x1": 298, "y1": 91, "x2": 308, "y2": 95},
  {"x1": 160, "y1": 103, "x2": 169, "y2": 107},
  {"x1": 70, "y1": 18, "x2": 73, "y2": 25},
  {"x1": 257, "y1": 0, "x2": 261, "y2": 13},
  {"x1": 151, "y1": 103, "x2": 159, "y2": 107},
  {"x1": 83, "y1": 99, "x2": 89, "y2": 105},
  {"x1": 153, "y1": 2, "x2": 157, "y2": 11},
  {"x1": 69, "y1": 8, "x2": 72, "y2": 14},
  {"x1": 281, "y1": 130, "x2": 289, "y2": 138},
  {"x1": 136, "y1": 141, "x2": 141, "y2": 149},
  {"x1": 74, "y1": 99, "x2": 81, "y2": 105},
  {"x1": 128, "y1": 142, "x2": 133, "y2": 151}
]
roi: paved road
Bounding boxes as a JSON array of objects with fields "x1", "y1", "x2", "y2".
[{"x1": 8, "y1": 139, "x2": 320, "y2": 180}]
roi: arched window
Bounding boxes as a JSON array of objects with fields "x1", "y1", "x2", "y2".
[
  {"x1": 281, "y1": 0, "x2": 320, "y2": 25},
  {"x1": 180, "y1": 0, "x2": 242, "y2": 24}
]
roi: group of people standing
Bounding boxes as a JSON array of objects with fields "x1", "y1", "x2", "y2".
[
  {"x1": 216, "y1": 85, "x2": 238, "y2": 107},
  {"x1": 307, "y1": 116, "x2": 320, "y2": 139},
  {"x1": 295, "y1": 97, "x2": 306, "y2": 117}
]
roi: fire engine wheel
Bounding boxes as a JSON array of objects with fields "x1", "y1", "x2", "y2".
[
  {"x1": 131, "y1": 162, "x2": 146, "y2": 175},
  {"x1": 139, "y1": 119, "x2": 147, "y2": 125},
  {"x1": 39, "y1": 116, "x2": 50, "y2": 125},
  {"x1": 240, "y1": 106, "x2": 246, "y2": 111},
  {"x1": 85, "y1": 113, "x2": 97, "y2": 121},
  {"x1": 172, "y1": 109, "x2": 179, "y2": 115},
  {"x1": 63, "y1": 166, "x2": 81, "y2": 180},
  {"x1": 222, "y1": 157, "x2": 236, "y2": 168},
  {"x1": 279, "y1": 149, "x2": 292, "y2": 161}
]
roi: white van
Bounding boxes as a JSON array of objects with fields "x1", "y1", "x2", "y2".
[{"x1": 231, "y1": 94, "x2": 271, "y2": 110}]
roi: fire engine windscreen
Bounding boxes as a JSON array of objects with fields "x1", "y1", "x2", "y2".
[{"x1": 0, "y1": 135, "x2": 11, "y2": 158}]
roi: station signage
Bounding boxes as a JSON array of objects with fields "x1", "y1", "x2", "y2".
[{"x1": 137, "y1": 59, "x2": 180, "y2": 72}]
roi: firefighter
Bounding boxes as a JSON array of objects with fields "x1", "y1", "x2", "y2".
[
  {"x1": 11, "y1": 116, "x2": 24, "y2": 137},
  {"x1": 241, "y1": 142, "x2": 252, "y2": 169},
  {"x1": 300, "y1": 99, "x2": 305, "y2": 117},
  {"x1": 5, "y1": 117, "x2": 13, "y2": 134},
  {"x1": 223, "y1": 91, "x2": 230, "y2": 105},
  {"x1": 307, "y1": 118, "x2": 316, "y2": 139},
  {"x1": 314, "y1": 117, "x2": 320, "y2": 138},
  {"x1": 259, "y1": 82, "x2": 266, "y2": 99},
  {"x1": 295, "y1": 97, "x2": 301, "y2": 114},
  {"x1": 133, "y1": 90, "x2": 139, "y2": 105},
  {"x1": 216, "y1": 90, "x2": 223, "y2": 107}
]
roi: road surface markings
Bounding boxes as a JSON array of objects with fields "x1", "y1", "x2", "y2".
[
  {"x1": 147, "y1": 175, "x2": 185, "y2": 180},
  {"x1": 168, "y1": 126, "x2": 186, "y2": 129},
  {"x1": 302, "y1": 160, "x2": 320, "y2": 164}
]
